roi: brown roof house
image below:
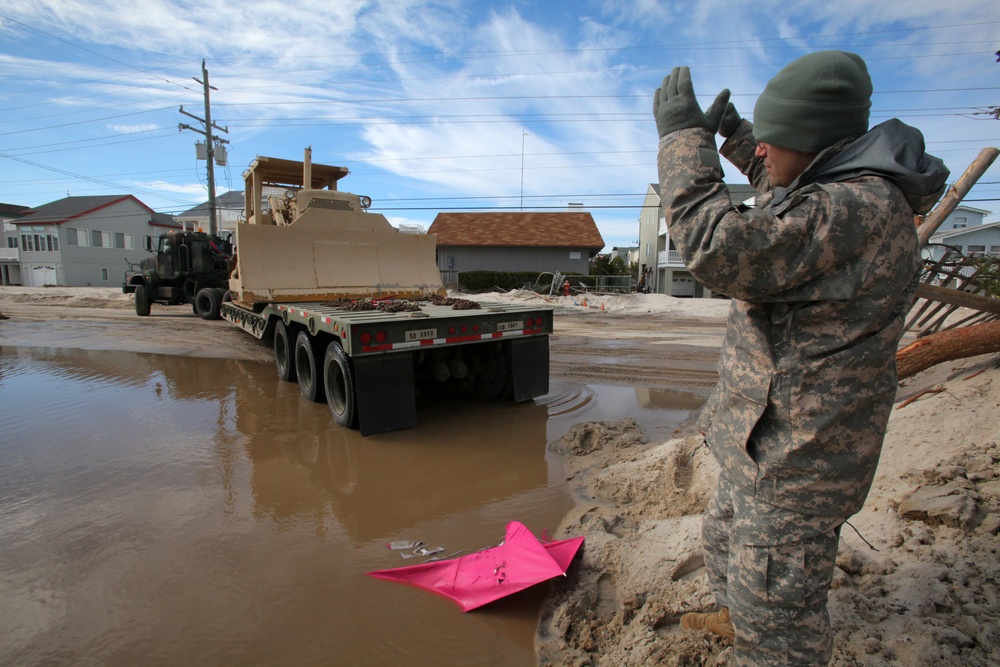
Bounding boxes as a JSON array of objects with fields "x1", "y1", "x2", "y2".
[{"x1": 427, "y1": 211, "x2": 605, "y2": 284}]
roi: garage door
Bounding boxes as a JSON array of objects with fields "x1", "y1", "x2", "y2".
[{"x1": 30, "y1": 265, "x2": 57, "y2": 286}]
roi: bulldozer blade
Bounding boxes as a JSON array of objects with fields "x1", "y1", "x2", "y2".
[{"x1": 229, "y1": 223, "x2": 447, "y2": 304}]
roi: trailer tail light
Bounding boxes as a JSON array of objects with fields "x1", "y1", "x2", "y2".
[{"x1": 359, "y1": 330, "x2": 388, "y2": 345}]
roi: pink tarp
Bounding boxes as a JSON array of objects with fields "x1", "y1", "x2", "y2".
[{"x1": 367, "y1": 521, "x2": 584, "y2": 612}]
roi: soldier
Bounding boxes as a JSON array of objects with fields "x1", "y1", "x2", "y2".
[{"x1": 652, "y1": 51, "x2": 949, "y2": 665}]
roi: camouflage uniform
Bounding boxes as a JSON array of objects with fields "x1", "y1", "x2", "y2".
[{"x1": 657, "y1": 118, "x2": 948, "y2": 665}]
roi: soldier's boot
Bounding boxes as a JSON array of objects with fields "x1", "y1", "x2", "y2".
[{"x1": 680, "y1": 607, "x2": 735, "y2": 639}]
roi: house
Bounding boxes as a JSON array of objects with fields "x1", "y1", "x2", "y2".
[
  {"x1": 427, "y1": 211, "x2": 605, "y2": 284},
  {"x1": 932, "y1": 205, "x2": 990, "y2": 233},
  {"x1": 638, "y1": 182, "x2": 757, "y2": 297},
  {"x1": 925, "y1": 206, "x2": 999, "y2": 261},
  {"x1": 927, "y1": 220, "x2": 1000, "y2": 261},
  {"x1": 1, "y1": 203, "x2": 30, "y2": 285},
  {"x1": 176, "y1": 190, "x2": 245, "y2": 238},
  {"x1": 12, "y1": 195, "x2": 180, "y2": 287}
]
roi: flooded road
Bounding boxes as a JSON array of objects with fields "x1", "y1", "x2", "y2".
[{"x1": 0, "y1": 346, "x2": 703, "y2": 666}]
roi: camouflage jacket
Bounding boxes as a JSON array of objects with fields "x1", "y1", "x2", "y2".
[{"x1": 657, "y1": 119, "x2": 949, "y2": 516}]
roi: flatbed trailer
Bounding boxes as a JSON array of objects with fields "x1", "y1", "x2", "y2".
[{"x1": 221, "y1": 298, "x2": 552, "y2": 435}]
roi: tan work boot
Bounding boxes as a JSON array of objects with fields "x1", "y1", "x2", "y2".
[{"x1": 680, "y1": 607, "x2": 735, "y2": 639}]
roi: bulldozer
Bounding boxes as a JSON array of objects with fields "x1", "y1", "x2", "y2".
[{"x1": 228, "y1": 148, "x2": 445, "y2": 305}]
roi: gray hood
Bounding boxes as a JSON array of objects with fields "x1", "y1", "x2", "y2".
[{"x1": 769, "y1": 118, "x2": 950, "y2": 214}]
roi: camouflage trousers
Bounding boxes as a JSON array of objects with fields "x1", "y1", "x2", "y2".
[{"x1": 703, "y1": 473, "x2": 844, "y2": 666}]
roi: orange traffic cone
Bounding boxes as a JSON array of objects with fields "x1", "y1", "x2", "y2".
[
  {"x1": 601, "y1": 302, "x2": 605, "y2": 311},
  {"x1": 582, "y1": 297, "x2": 588, "y2": 307}
]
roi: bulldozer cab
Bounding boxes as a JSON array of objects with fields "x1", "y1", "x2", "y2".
[{"x1": 229, "y1": 149, "x2": 446, "y2": 305}]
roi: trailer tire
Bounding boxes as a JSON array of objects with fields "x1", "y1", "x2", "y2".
[
  {"x1": 324, "y1": 341, "x2": 358, "y2": 429},
  {"x1": 195, "y1": 287, "x2": 222, "y2": 320},
  {"x1": 473, "y1": 345, "x2": 511, "y2": 400},
  {"x1": 295, "y1": 331, "x2": 325, "y2": 403},
  {"x1": 274, "y1": 320, "x2": 297, "y2": 382},
  {"x1": 134, "y1": 284, "x2": 151, "y2": 317}
]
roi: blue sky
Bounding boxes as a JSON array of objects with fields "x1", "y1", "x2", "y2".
[{"x1": 0, "y1": 0, "x2": 998, "y2": 250}]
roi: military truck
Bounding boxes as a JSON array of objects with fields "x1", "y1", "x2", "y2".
[
  {"x1": 123, "y1": 229, "x2": 233, "y2": 319},
  {"x1": 221, "y1": 149, "x2": 552, "y2": 435}
]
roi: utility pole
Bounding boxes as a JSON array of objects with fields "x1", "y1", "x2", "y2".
[{"x1": 179, "y1": 60, "x2": 229, "y2": 236}]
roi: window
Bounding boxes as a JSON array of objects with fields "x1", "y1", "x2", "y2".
[
  {"x1": 21, "y1": 234, "x2": 33, "y2": 251},
  {"x1": 645, "y1": 242, "x2": 650, "y2": 257},
  {"x1": 967, "y1": 245, "x2": 986, "y2": 256},
  {"x1": 47, "y1": 234, "x2": 59, "y2": 251},
  {"x1": 115, "y1": 232, "x2": 125, "y2": 249},
  {"x1": 102, "y1": 231, "x2": 112, "y2": 249},
  {"x1": 91, "y1": 230, "x2": 102, "y2": 247},
  {"x1": 124, "y1": 233, "x2": 134, "y2": 250},
  {"x1": 953, "y1": 217, "x2": 967, "y2": 229},
  {"x1": 7, "y1": 236, "x2": 17, "y2": 249},
  {"x1": 67, "y1": 228, "x2": 78, "y2": 245},
  {"x1": 101, "y1": 268, "x2": 109, "y2": 281},
  {"x1": 34, "y1": 234, "x2": 43, "y2": 251},
  {"x1": 988, "y1": 246, "x2": 999, "y2": 258}
]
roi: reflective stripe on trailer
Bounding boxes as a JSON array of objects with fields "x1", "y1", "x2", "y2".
[
  {"x1": 277, "y1": 305, "x2": 331, "y2": 325},
  {"x1": 361, "y1": 327, "x2": 544, "y2": 353}
]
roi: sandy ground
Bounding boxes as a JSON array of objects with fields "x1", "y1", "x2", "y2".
[{"x1": 2, "y1": 286, "x2": 999, "y2": 666}]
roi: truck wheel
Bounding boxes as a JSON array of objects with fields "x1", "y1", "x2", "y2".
[
  {"x1": 324, "y1": 342, "x2": 358, "y2": 428},
  {"x1": 195, "y1": 287, "x2": 222, "y2": 320},
  {"x1": 295, "y1": 331, "x2": 325, "y2": 403},
  {"x1": 134, "y1": 284, "x2": 151, "y2": 317},
  {"x1": 274, "y1": 320, "x2": 297, "y2": 382}
]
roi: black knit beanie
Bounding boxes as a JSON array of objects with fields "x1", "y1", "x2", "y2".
[{"x1": 753, "y1": 50, "x2": 872, "y2": 153}]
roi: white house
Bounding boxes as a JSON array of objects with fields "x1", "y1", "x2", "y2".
[
  {"x1": 176, "y1": 190, "x2": 244, "y2": 239},
  {"x1": 637, "y1": 182, "x2": 757, "y2": 297}
]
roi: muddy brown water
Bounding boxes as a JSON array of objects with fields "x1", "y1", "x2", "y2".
[{"x1": 0, "y1": 346, "x2": 703, "y2": 666}]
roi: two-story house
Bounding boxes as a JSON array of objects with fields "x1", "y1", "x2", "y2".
[
  {"x1": 638, "y1": 183, "x2": 757, "y2": 297},
  {"x1": 1, "y1": 203, "x2": 29, "y2": 285},
  {"x1": 12, "y1": 195, "x2": 180, "y2": 287},
  {"x1": 926, "y1": 205, "x2": 999, "y2": 260}
]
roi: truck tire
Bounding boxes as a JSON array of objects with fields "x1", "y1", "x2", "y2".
[
  {"x1": 134, "y1": 284, "x2": 151, "y2": 317},
  {"x1": 195, "y1": 287, "x2": 222, "y2": 320},
  {"x1": 274, "y1": 320, "x2": 297, "y2": 382},
  {"x1": 295, "y1": 331, "x2": 325, "y2": 403},
  {"x1": 323, "y1": 341, "x2": 358, "y2": 428}
]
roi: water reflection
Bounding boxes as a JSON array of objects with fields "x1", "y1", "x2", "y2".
[{"x1": 0, "y1": 346, "x2": 704, "y2": 666}]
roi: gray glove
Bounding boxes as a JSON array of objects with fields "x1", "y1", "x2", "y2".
[
  {"x1": 653, "y1": 66, "x2": 730, "y2": 139},
  {"x1": 716, "y1": 102, "x2": 742, "y2": 138}
]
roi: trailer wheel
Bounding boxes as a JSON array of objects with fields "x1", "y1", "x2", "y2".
[
  {"x1": 134, "y1": 284, "x2": 151, "y2": 317},
  {"x1": 323, "y1": 341, "x2": 358, "y2": 428},
  {"x1": 195, "y1": 287, "x2": 222, "y2": 320},
  {"x1": 473, "y1": 345, "x2": 511, "y2": 400},
  {"x1": 274, "y1": 320, "x2": 297, "y2": 382},
  {"x1": 295, "y1": 331, "x2": 325, "y2": 403}
]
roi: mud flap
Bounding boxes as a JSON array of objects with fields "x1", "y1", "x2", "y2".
[
  {"x1": 510, "y1": 336, "x2": 549, "y2": 402},
  {"x1": 354, "y1": 353, "x2": 417, "y2": 436}
]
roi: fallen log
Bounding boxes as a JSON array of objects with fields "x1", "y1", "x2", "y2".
[{"x1": 897, "y1": 320, "x2": 1000, "y2": 380}]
